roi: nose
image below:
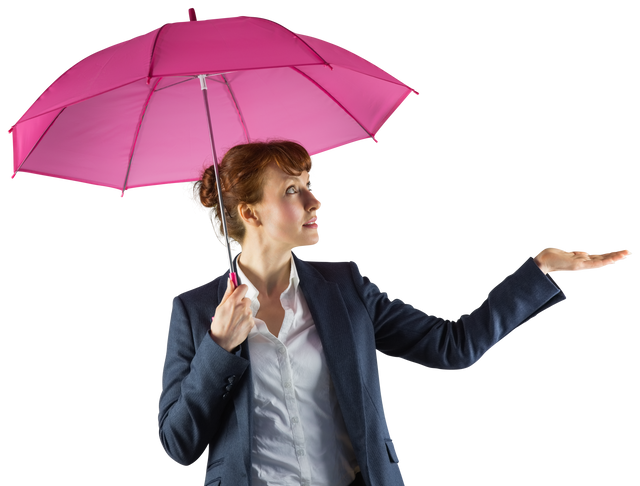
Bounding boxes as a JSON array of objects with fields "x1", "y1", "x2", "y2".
[
  {"x1": 309, "y1": 194, "x2": 324, "y2": 213},
  {"x1": 305, "y1": 190, "x2": 321, "y2": 211}
]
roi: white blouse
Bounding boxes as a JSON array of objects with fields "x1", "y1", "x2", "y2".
[{"x1": 236, "y1": 258, "x2": 359, "y2": 486}]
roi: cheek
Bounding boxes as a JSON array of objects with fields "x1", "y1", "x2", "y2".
[
  {"x1": 263, "y1": 201, "x2": 299, "y2": 232},
  {"x1": 279, "y1": 204, "x2": 301, "y2": 230}
]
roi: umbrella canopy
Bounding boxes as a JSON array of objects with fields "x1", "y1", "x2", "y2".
[{"x1": 10, "y1": 13, "x2": 416, "y2": 192}]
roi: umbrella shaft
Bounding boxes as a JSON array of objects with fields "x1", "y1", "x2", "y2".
[{"x1": 199, "y1": 75, "x2": 237, "y2": 284}]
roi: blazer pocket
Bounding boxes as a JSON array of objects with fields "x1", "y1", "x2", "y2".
[{"x1": 385, "y1": 439, "x2": 399, "y2": 463}]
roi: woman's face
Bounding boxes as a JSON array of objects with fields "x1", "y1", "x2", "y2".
[{"x1": 250, "y1": 163, "x2": 321, "y2": 251}]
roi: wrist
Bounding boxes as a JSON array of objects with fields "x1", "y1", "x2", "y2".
[{"x1": 534, "y1": 255, "x2": 550, "y2": 274}]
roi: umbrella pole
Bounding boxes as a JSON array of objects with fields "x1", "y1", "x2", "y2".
[{"x1": 198, "y1": 74, "x2": 239, "y2": 287}]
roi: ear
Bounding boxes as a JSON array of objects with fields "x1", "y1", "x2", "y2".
[{"x1": 238, "y1": 203, "x2": 260, "y2": 227}]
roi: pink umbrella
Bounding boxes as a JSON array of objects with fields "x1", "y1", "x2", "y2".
[{"x1": 10, "y1": 8, "x2": 416, "y2": 283}]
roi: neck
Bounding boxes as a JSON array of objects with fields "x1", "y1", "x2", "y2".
[{"x1": 237, "y1": 245, "x2": 292, "y2": 298}]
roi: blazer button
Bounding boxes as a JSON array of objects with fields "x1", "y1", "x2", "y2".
[
  {"x1": 222, "y1": 392, "x2": 229, "y2": 399},
  {"x1": 225, "y1": 384, "x2": 233, "y2": 391},
  {"x1": 227, "y1": 375, "x2": 237, "y2": 384}
]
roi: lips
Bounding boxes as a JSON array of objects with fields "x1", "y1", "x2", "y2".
[{"x1": 303, "y1": 217, "x2": 317, "y2": 226}]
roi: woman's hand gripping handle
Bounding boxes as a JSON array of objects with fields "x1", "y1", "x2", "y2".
[{"x1": 209, "y1": 278, "x2": 255, "y2": 353}]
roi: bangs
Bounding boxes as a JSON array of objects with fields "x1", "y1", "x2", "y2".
[{"x1": 269, "y1": 142, "x2": 312, "y2": 176}]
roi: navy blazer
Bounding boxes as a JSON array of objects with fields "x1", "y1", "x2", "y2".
[{"x1": 159, "y1": 255, "x2": 565, "y2": 486}]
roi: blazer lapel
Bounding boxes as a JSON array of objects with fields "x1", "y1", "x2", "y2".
[{"x1": 293, "y1": 255, "x2": 369, "y2": 456}]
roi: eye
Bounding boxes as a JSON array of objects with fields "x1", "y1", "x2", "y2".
[
  {"x1": 287, "y1": 181, "x2": 316, "y2": 194},
  {"x1": 286, "y1": 186, "x2": 297, "y2": 194}
]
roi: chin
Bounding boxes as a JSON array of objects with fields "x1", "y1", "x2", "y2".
[{"x1": 294, "y1": 237, "x2": 322, "y2": 250}]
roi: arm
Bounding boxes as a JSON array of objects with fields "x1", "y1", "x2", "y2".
[
  {"x1": 352, "y1": 256, "x2": 569, "y2": 372},
  {"x1": 356, "y1": 247, "x2": 629, "y2": 368},
  {"x1": 158, "y1": 295, "x2": 249, "y2": 465}
]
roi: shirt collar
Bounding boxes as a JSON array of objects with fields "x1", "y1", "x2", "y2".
[{"x1": 235, "y1": 254, "x2": 300, "y2": 316}]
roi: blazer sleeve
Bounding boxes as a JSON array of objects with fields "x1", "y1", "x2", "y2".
[
  {"x1": 158, "y1": 294, "x2": 249, "y2": 465},
  {"x1": 351, "y1": 257, "x2": 566, "y2": 369}
]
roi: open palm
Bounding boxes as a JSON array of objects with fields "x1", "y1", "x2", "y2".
[{"x1": 534, "y1": 245, "x2": 635, "y2": 274}]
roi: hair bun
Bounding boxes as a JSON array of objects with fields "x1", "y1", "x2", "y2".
[{"x1": 199, "y1": 166, "x2": 218, "y2": 208}]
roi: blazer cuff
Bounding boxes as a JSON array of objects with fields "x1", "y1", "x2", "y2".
[{"x1": 498, "y1": 254, "x2": 569, "y2": 345}]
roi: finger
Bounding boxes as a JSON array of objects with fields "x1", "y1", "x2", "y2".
[
  {"x1": 229, "y1": 283, "x2": 249, "y2": 302},
  {"x1": 219, "y1": 278, "x2": 236, "y2": 304},
  {"x1": 220, "y1": 278, "x2": 233, "y2": 304},
  {"x1": 586, "y1": 251, "x2": 629, "y2": 263},
  {"x1": 575, "y1": 251, "x2": 628, "y2": 270},
  {"x1": 600, "y1": 250, "x2": 630, "y2": 260},
  {"x1": 616, "y1": 246, "x2": 636, "y2": 258},
  {"x1": 602, "y1": 246, "x2": 635, "y2": 256}
]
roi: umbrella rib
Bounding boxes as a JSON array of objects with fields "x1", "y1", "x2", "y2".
[
  {"x1": 289, "y1": 66, "x2": 377, "y2": 142},
  {"x1": 261, "y1": 18, "x2": 330, "y2": 67},
  {"x1": 122, "y1": 77, "x2": 162, "y2": 196},
  {"x1": 154, "y1": 77, "x2": 196, "y2": 92},
  {"x1": 221, "y1": 74, "x2": 250, "y2": 143},
  {"x1": 16, "y1": 106, "x2": 67, "y2": 180},
  {"x1": 146, "y1": 24, "x2": 169, "y2": 83}
]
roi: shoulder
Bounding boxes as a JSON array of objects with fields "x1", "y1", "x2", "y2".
[
  {"x1": 293, "y1": 256, "x2": 372, "y2": 301},
  {"x1": 293, "y1": 255, "x2": 361, "y2": 284},
  {"x1": 175, "y1": 273, "x2": 227, "y2": 307}
]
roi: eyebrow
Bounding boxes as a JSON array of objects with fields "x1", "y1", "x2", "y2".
[{"x1": 282, "y1": 174, "x2": 311, "y2": 184}]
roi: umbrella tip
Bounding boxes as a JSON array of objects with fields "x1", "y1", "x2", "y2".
[
  {"x1": 187, "y1": 5, "x2": 198, "y2": 21},
  {"x1": 11, "y1": 172, "x2": 16, "y2": 179}
]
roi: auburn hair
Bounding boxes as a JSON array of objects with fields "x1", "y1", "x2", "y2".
[{"x1": 194, "y1": 141, "x2": 312, "y2": 243}]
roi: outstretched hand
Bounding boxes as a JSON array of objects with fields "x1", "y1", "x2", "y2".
[{"x1": 534, "y1": 248, "x2": 630, "y2": 274}]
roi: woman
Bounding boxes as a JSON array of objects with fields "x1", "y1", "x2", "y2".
[{"x1": 158, "y1": 141, "x2": 628, "y2": 486}]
